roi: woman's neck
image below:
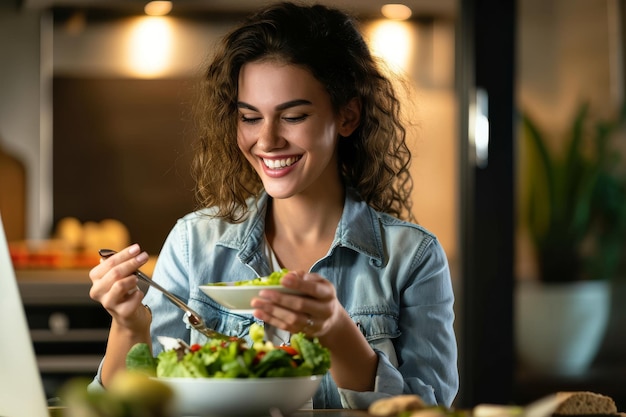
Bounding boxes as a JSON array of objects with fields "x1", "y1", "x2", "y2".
[{"x1": 265, "y1": 185, "x2": 344, "y2": 271}]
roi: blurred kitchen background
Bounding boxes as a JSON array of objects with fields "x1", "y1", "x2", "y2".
[{"x1": 1, "y1": 0, "x2": 625, "y2": 410}]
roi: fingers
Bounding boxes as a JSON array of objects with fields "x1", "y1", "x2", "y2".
[
  {"x1": 280, "y1": 271, "x2": 335, "y2": 300},
  {"x1": 302, "y1": 315, "x2": 316, "y2": 334},
  {"x1": 89, "y1": 243, "x2": 149, "y2": 305},
  {"x1": 89, "y1": 244, "x2": 149, "y2": 283},
  {"x1": 251, "y1": 272, "x2": 335, "y2": 336},
  {"x1": 252, "y1": 303, "x2": 320, "y2": 336}
]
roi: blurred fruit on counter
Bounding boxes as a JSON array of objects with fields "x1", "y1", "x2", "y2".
[{"x1": 9, "y1": 217, "x2": 130, "y2": 269}]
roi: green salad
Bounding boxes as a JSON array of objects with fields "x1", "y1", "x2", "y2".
[
  {"x1": 208, "y1": 269, "x2": 290, "y2": 286},
  {"x1": 126, "y1": 323, "x2": 330, "y2": 379}
]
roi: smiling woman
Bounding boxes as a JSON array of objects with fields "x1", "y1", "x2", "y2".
[{"x1": 86, "y1": 2, "x2": 458, "y2": 410}]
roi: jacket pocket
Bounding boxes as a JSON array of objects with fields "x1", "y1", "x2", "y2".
[{"x1": 350, "y1": 311, "x2": 400, "y2": 342}]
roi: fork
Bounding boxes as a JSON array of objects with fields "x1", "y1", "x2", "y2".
[{"x1": 98, "y1": 248, "x2": 236, "y2": 341}]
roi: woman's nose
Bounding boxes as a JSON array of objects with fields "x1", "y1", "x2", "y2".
[{"x1": 257, "y1": 120, "x2": 286, "y2": 151}]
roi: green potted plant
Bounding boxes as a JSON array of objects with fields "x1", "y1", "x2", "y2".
[
  {"x1": 523, "y1": 102, "x2": 626, "y2": 283},
  {"x1": 516, "y1": 102, "x2": 626, "y2": 377}
]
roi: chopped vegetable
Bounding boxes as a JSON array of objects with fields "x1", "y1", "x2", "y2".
[
  {"x1": 207, "y1": 269, "x2": 290, "y2": 286},
  {"x1": 126, "y1": 323, "x2": 330, "y2": 379},
  {"x1": 125, "y1": 343, "x2": 158, "y2": 377}
]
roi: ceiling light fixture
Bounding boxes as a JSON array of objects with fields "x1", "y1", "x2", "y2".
[
  {"x1": 381, "y1": 4, "x2": 412, "y2": 21},
  {"x1": 144, "y1": 1, "x2": 173, "y2": 16}
]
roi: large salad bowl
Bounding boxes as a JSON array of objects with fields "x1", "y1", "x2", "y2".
[
  {"x1": 127, "y1": 323, "x2": 331, "y2": 417},
  {"x1": 158, "y1": 375, "x2": 321, "y2": 416}
]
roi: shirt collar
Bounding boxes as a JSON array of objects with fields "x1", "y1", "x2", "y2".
[
  {"x1": 335, "y1": 187, "x2": 385, "y2": 264},
  {"x1": 218, "y1": 188, "x2": 385, "y2": 269}
]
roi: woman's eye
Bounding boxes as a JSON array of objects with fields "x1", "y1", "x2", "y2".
[
  {"x1": 240, "y1": 114, "x2": 261, "y2": 124},
  {"x1": 283, "y1": 114, "x2": 308, "y2": 123}
]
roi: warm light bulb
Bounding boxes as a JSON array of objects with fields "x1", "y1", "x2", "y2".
[
  {"x1": 381, "y1": 4, "x2": 412, "y2": 21},
  {"x1": 128, "y1": 16, "x2": 172, "y2": 78},
  {"x1": 144, "y1": 1, "x2": 172, "y2": 16},
  {"x1": 368, "y1": 20, "x2": 413, "y2": 73}
]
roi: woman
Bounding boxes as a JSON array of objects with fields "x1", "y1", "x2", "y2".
[{"x1": 89, "y1": 1, "x2": 458, "y2": 409}]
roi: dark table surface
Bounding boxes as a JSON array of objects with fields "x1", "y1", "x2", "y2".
[
  {"x1": 48, "y1": 407, "x2": 373, "y2": 417},
  {"x1": 291, "y1": 411, "x2": 371, "y2": 417}
]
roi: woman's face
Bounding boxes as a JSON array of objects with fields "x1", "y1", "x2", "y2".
[{"x1": 236, "y1": 60, "x2": 349, "y2": 200}]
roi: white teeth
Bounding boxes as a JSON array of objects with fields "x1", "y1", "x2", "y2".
[{"x1": 263, "y1": 157, "x2": 299, "y2": 169}]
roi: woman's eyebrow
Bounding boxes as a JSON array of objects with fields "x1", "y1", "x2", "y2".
[
  {"x1": 237, "y1": 99, "x2": 313, "y2": 111},
  {"x1": 275, "y1": 99, "x2": 312, "y2": 110},
  {"x1": 237, "y1": 102, "x2": 258, "y2": 111}
]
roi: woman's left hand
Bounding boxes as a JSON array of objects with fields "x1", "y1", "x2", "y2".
[
  {"x1": 253, "y1": 270, "x2": 378, "y2": 391},
  {"x1": 250, "y1": 270, "x2": 341, "y2": 338}
]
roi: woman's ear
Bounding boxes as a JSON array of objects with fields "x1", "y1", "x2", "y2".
[{"x1": 338, "y1": 97, "x2": 362, "y2": 137}]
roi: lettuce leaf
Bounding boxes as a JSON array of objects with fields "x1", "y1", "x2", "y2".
[{"x1": 125, "y1": 343, "x2": 157, "y2": 377}]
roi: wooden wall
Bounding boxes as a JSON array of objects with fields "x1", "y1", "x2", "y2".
[{"x1": 52, "y1": 77, "x2": 197, "y2": 254}]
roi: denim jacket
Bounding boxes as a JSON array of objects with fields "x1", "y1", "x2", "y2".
[{"x1": 91, "y1": 188, "x2": 458, "y2": 408}]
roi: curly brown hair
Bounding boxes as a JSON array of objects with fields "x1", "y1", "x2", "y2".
[{"x1": 191, "y1": 1, "x2": 414, "y2": 222}]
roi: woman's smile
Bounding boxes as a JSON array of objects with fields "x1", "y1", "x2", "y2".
[
  {"x1": 259, "y1": 155, "x2": 303, "y2": 178},
  {"x1": 237, "y1": 61, "x2": 343, "y2": 198},
  {"x1": 262, "y1": 155, "x2": 302, "y2": 170}
]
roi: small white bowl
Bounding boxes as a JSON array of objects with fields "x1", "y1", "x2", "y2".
[
  {"x1": 199, "y1": 284, "x2": 303, "y2": 313},
  {"x1": 158, "y1": 375, "x2": 320, "y2": 416}
]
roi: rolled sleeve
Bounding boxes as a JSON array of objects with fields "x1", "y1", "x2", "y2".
[
  {"x1": 87, "y1": 358, "x2": 106, "y2": 393},
  {"x1": 337, "y1": 349, "x2": 438, "y2": 409}
]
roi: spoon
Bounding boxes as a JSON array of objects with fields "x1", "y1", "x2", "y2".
[{"x1": 98, "y1": 248, "x2": 237, "y2": 341}]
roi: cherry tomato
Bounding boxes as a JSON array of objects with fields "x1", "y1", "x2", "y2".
[
  {"x1": 279, "y1": 345, "x2": 298, "y2": 356},
  {"x1": 253, "y1": 351, "x2": 267, "y2": 365}
]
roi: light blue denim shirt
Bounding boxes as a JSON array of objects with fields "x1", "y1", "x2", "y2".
[{"x1": 91, "y1": 188, "x2": 458, "y2": 409}]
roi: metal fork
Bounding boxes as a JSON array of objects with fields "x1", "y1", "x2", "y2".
[{"x1": 98, "y1": 248, "x2": 236, "y2": 341}]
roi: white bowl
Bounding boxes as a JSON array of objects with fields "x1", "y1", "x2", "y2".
[
  {"x1": 158, "y1": 375, "x2": 320, "y2": 416},
  {"x1": 199, "y1": 284, "x2": 303, "y2": 313}
]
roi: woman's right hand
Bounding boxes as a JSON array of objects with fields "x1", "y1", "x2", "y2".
[
  {"x1": 88, "y1": 243, "x2": 151, "y2": 332},
  {"x1": 89, "y1": 243, "x2": 153, "y2": 387}
]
